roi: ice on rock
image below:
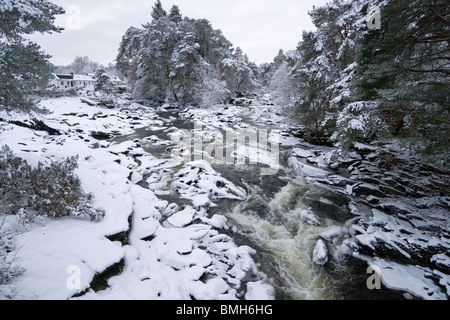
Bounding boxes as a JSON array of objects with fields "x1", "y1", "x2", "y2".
[
  {"x1": 188, "y1": 278, "x2": 232, "y2": 300},
  {"x1": 369, "y1": 258, "x2": 449, "y2": 300},
  {"x1": 288, "y1": 157, "x2": 329, "y2": 178},
  {"x1": 300, "y1": 208, "x2": 321, "y2": 226},
  {"x1": 313, "y1": 240, "x2": 329, "y2": 266},
  {"x1": 320, "y1": 226, "x2": 347, "y2": 242},
  {"x1": 207, "y1": 214, "x2": 229, "y2": 230},
  {"x1": 431, "y1": 254, "x2": 450, "y2": 270},
  {"x1": 163, "y1": 203, "x2": 179, "y2": 217},
  {"x1": 245, "y1": 281, "x2": 275, "y2": 300}
]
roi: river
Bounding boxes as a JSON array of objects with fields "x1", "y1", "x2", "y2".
[{"x1": 112, "y1": 101, "x2": 406, "y2": 300}]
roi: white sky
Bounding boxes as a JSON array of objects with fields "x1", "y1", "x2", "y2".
[{"x1": 28, "y1": 0, "x2": 330, "y2": 66}]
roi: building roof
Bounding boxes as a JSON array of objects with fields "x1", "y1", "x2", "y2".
[
  {"x1": 73, "y1": 74, "x2": 95, "y2": 81},
  {"x1": 56, "y1": 74, "x2": 74, "y2": 80},
  {"x1": 53, "y1": 73, "x2": 123, "y2": 83}
]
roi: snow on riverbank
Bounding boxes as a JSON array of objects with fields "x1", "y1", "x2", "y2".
[{"x1": 0, "y1": 97, "x2": 273, "y2": 300}]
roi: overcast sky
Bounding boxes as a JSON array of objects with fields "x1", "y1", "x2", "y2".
[{"x1": 28, "y1": 0, "x2": 330, "y2": 66}]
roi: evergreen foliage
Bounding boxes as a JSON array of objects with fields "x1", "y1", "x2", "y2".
[
  {"x1": 0, "y1": 145, "x2": 105, "y2": 222},
  {"x1": 0, "y1": 215, "x2": 24, "y2": 288},
  {"x1": 357, "y1": 0, "x2": 449, "y2": 161},
  {"x1": 94, "y1": 68, "x2": 115, "y2": 94},
  {"x1": 151, "y1": 0, "x2": 167, "y2": 21},
  {"x1": 117, "y1": 1, "x2": 258, "y2": 105},
  {"x1": 266, "y1": 0, "x2": 449, "y2": 167},
  {"x1": 0, "y1": 0, "x2": 64, "y2": 112}
]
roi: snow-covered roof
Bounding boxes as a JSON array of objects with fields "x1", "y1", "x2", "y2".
[
  {"x1": 55, "y1": 74, "x2": 74, "y2": 80},
  {"x1": 73, "y1": 74, "x2": 95, "y2": 81}
]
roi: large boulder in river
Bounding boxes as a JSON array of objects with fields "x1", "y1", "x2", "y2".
[{"x1": 313, "y1": 240, "x2": 329, "y2": 266}]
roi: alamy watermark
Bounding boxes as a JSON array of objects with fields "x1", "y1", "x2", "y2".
[
  {"x1": 367, "y1": 265, "x2": 382, "y2": 290},
  {"x1": 366, "y1": 6, "x2": 382, "y2": 30},
  {"x1": 170, "y1": 122, "x2": 281, "y2": 176},
  {"x1": 66, "y1": 265, "x2": 81, "y2": 290}
]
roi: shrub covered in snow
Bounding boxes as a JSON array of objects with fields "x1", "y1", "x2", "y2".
[
  {"x1": 0, "y1": 216, "x2": 24, "y2": 298},
  {"x1": 0, "y1": 145, "x2": 104, "y2": 222},
  {"x1": 0, "y1": 217, "x2": 23, "y2": 288}
]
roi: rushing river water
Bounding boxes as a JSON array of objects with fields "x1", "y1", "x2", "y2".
[{"x1": 113, "y1": 104, "x2": 403, "y2": 300}]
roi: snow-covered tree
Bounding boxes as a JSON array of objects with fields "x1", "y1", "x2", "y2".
[
  {"x1": 268, "y1": 60, "x2": 298, "y2": 106},
  {"x1": 291, "y1": 31, "x2": 335, "y2": 140},
  {"x1": 118, "y1": 1, "x2": 254, "y2": 106},
  {"x1": 168, "y1": 5, "x2": 182, "y2": 24},
  {"x1": 116, "y1": 27, "x2": 144, "y2": 88},
  {"x1": 151, "y1": 0, "x2": 167, "y2": 21},
  {"x1": 0, "y1": 0, "x2": 64, "y2": 112},
  {"x1": 193, "y1": 62, "x2": 229, "y2": 106},
  {"x1": 0, "y1": 145, "x2": 105, "y2": 221},
  {"x1": 267, "y1": 0, "x2": 449, "y2": 166},
  {"x1": 0, "y1": 216, "x2": 25, "y2": 295},
  {"x1": 221, "y1": 47, "x2": 258, "y2": 96},
  {"x1": 261, "y1": 49, "x2": 286, "y2": 86},
  {"x1": 134, "y1": 15, "x2": 178, "y2": 102},
  {"x1": 94, "y1": 68, "x2": 115, "y2": 95},
  {"x1": 357, "y1": 0, "x2": 450, "y2": 163},
  {"x1": 0, "y1": 0, "x2": 64, "y2": 41}
]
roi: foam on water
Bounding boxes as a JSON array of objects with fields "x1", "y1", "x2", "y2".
[{"x1": 226, "y1": 178, "x2": 347, "y2": 300}]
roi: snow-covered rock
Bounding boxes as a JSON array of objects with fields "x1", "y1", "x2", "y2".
[
  {"x1": 292, "y1": 148, "x2": 314, "y2": 158},
  {"x1": 245, "y1": 281, "x2": 275, "y2": 300},
  {"x1": 300, "y1": 208, "x2": 321, "y2": 226},
  {"x1": 312, "y1": 240, "x2": 329, "y2": 266},
  {"x1": 368, "y1": 258, "x2": 449, "y2": 300},
  {"x1": 13, "y1": 218, "x2": 125, "y2": 300},
  {"x1": 288, "y1": 157, "x2": 329, "y2": 178},
  {"x1": 172, "y1": 160, "x2": 247, "y2": 210},
  {"x1": 166, "y1": 206, "x2": 197, "y2": 228}
]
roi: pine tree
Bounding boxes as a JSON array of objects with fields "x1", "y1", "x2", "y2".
[
  {"x1": 0, "y1": 0, "x2": 64, "y2": 112},
  {"x1": 120, "y1": 3, "x2": 255, "y2": 105},
  {"x1": 135, "y1": 15, "x2": 178, "y2": 102},
  {"x1": 265, "y1": 0, "x2": 363, "y2": 144},
  {"x1": 221, "y1": 47, "x2": 258, "y2": 96},
  {"x1": 116, "y1": 27, "x2": 144, "y2": 87},
  {"x1": 357, "y1": 0, "x2": 450, "y2": 164},
  {"x1": 169, "y1": 5, "x2": 182, "y2": 24},
  {"x1": 261, "y1": 49, "x2": 286, "y2": 87},
  {"x1": 94, "y1": 68, "x2": 115, "y2": 95},
  {"x1": 291, "y1": 31, "x2": 334, "y2": 140},
  {"x1": 151, "y1": 0, "x2": 167, "y2": 21}
]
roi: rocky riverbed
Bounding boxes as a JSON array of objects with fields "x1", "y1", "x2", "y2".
[{"x1": 0, "y1": 94, "x2": 448, "y2": 300}]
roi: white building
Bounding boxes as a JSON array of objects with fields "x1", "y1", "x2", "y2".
[{"x1": 51, "y1": 73, "x2": 124, "y2": 89}]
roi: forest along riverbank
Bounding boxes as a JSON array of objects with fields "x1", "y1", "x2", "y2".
[{"x1": 117, "y1": 100, "x2": 449, "y2": 300}]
